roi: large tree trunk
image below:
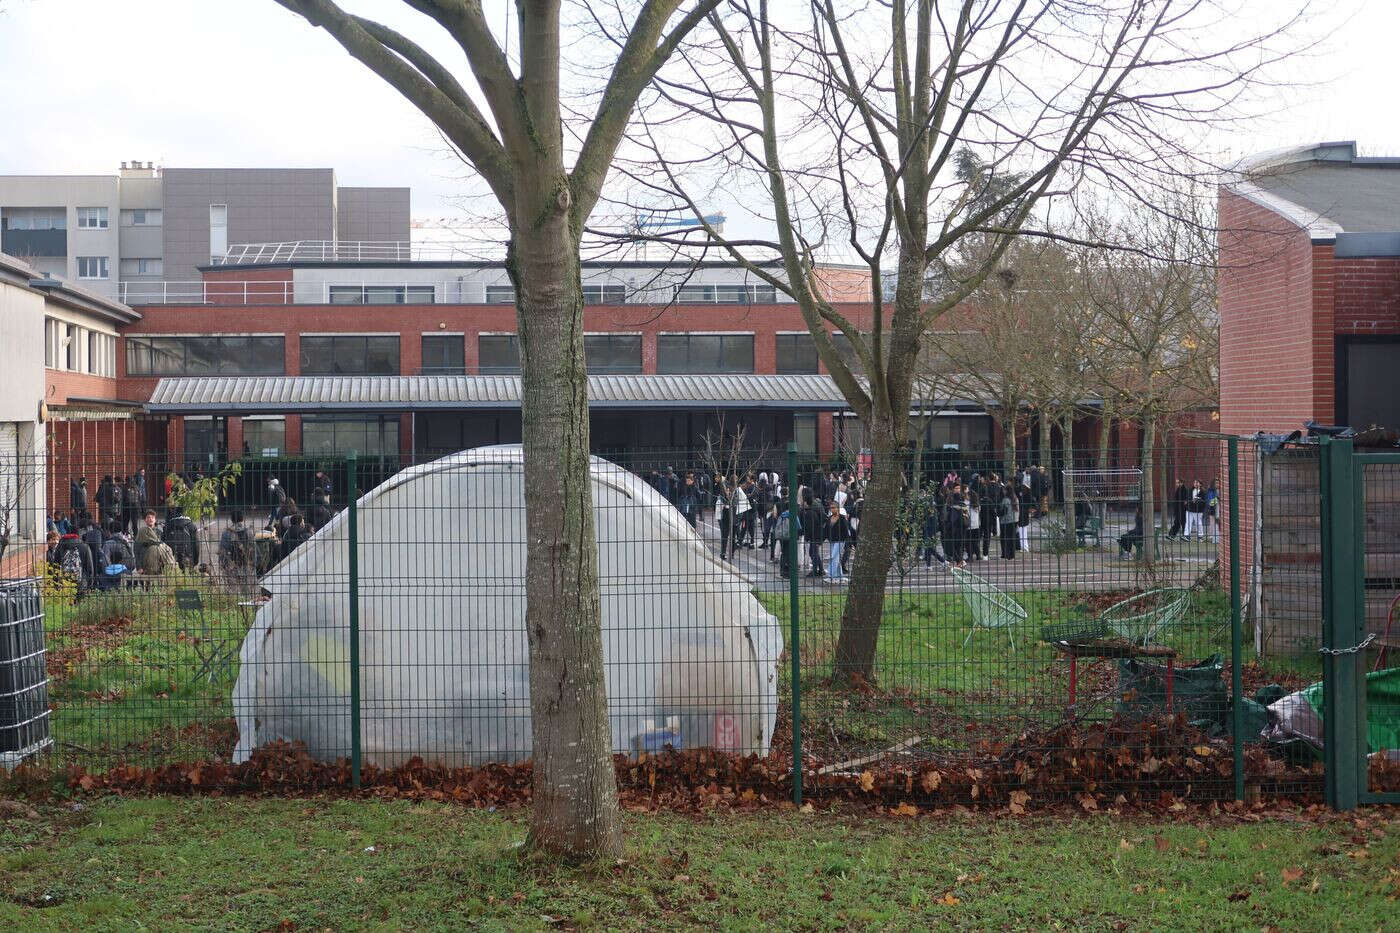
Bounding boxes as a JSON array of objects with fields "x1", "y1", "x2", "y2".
[
  {"x1": 1060, "y1": 412, "x2": 1076, "y2": 535},
  {"x1": 512, "y1": 213, "x2": 622, "y2": 858},
  {"x1": 1097, "y1": 412, "x2": 1112, "y2": 472},
  {"x1": 1038, "y1": 411, "x2": 1052, "y2": 496},
  {"x1": 1002, "y1": 415, "x2": 1018, "y2": 481},
  {"x1": 1141, "y1": 417, "x2": 1156, "y2": 566},
  {"x1": 833, "y1": 416, "x2": 903, "y2": 682}
]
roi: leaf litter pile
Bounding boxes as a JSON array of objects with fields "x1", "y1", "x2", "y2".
[{"x1": 18, "y1": 713, "x2": 1395, "y2": 817}]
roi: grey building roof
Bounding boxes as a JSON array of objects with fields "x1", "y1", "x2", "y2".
[
  {"x1": 0, "y1": 252, "x2": 141, "y2": 324},
  {"x1": 145, "y1": 374, "x2": 856, "y2": 414},
  {"x1": 1227, "y1": 141, "x2": 1400, "y2": 244}
]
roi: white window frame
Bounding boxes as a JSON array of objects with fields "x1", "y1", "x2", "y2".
[
  {"x1": 76, "y1": 207, "x2": 109, "y2": 230},
  {"x1": 120, "y1": 208, "x2": 162, "y2": 227},
  {"x1": 77, "y1": 256, "x2": 110, "y2": 279}
]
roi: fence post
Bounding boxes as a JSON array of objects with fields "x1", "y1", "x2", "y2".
[
  {"x1": 1228, "y1": 436, "x2": 1244, "y2": 802},
  {"x1": 1319, "y1": 436, "x2": 1361, "y2": 810},
  {"x1": 787, "y1": 442, "x2": 802, "y2": 806},
  {"x1": 346, "y1": 453, "x2": 362, "y2": 790}
]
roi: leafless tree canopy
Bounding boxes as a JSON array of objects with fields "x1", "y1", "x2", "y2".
[{"x1": 601, "y1": 0, "x2": 1310, "y2": 681}]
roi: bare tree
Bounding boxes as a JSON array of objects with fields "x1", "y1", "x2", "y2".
[
  {"x1": 617, "y1": 0, "x2": 1304, "y2": 683},
  {"x1": 1078, "y1": 200, "x2": 1219, "y2": 564},
  {"x1": 269, "y1": 0, "x2": 721, "y2": 857}
]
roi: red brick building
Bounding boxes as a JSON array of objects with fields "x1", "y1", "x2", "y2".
[
  {"x1": 1219, "y1": 141, "x2": 1400, "y2": 437},
  {"x1": 114, "y1": 256, "x2": 891, "y2": 466}
]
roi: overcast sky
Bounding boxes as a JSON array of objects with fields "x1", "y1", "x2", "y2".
[{"x1": 0, "y1": 0, "x2": 1394, "y2": 230}]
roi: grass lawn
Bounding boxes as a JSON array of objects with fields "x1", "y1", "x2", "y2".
[{"x1": 1, "y1": 797, "x2": 1395, "y2": 930}]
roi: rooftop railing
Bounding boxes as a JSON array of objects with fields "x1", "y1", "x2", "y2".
[{"x1": 117, "y1": 281, "x2": 792, "y2": 307}]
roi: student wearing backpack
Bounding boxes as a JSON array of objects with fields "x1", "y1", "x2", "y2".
[
  {"x1": 999, "y1": 489, "x2": 1019, "y2": 559},
  {"x1": 162, "y1": 507, "x2": 201, "y2": 570},
  {"x1": 774, "y1": 504, "x2": 793, "y2": 576},
  {"x1": 220, "y1": 511, "x2": 256, "y2": 578}
]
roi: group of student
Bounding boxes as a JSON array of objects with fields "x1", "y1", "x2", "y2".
[
  {"x1": 754, "y1": 470, "x2": 861, "y2": 583},
  {"x1": 45, "y1": 469, "x2": 339, "y2": 593},
  {"x1": 1167, "y1": 478, "x2": 1220, "y2": 541},
  {"x1": 917, "y1": 470, "x2": 1030, "y2": 569},
  {"x1": 46, "y1": 507, "x2": 200, "y2": 590},
  {"x1": 67, "y1": 470, "x2": 151, "y2": 536},
  {"x1": 213, "y1": 473, "x2": 337, "y2": 577}
]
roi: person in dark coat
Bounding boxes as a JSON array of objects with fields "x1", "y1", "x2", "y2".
[
  {"x1": 943, "y1": 483, "x2": 969, "y2": 567},
  {"x1": 54, "y1": 531, "x2": 93, "y2": 589},
  {"x1": 1168, "y1": 479, "x2": 1189, "y2": 538},
  {"x1": 96, "y1": 475, "x2": 117, "y2": 527},
  {"x1": 162, "y1": 507, "x2": 201, "y2": 570},
  {"x1": 999, "y1": 488, "x2": 1019, "y2": 559},
  {"x1": 70, "y1": 476, "x2": 89, "y2": 521},
  {"x1": 824, "y1": 500, "x2": 852, "y2": 582},
  {"x1": 676, "y1": 472, "x2": 700, "y2": 528},
  {"x1": 280, "y1": 513, "x2": 312, "y2": 556},
  {"x1": 1119, "y1": 509, "x2": 1145, "y2": 559},
  {"x1": 803, "y1": 490, "x2": 825, "y2": 577}
]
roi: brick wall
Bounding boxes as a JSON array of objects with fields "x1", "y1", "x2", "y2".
[
  {"x1": 1217, "y1": 189, "x2": 1326, "y2": 437},
  {"x1": 44, "y1": 369, "x2": 119, "y2": 408},
  {"x1": 117, "y1": 301, "x2": 877, "y2": 393},
  {"x1": 1334, "y1": 256, "x2": 1400, "y2": 334}
]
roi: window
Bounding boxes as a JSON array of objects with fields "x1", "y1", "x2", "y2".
[
  {"x1": 124, "y1": 335, "x2": 285, "y2": 376},
  {"x1": 76, "y1": 207, "x2": 109, "y2": 229},
  {"x1": 582, "y1": 284, "x2": 627, "y2": 305},
  {"x1": 209, "y1": 204, "x2": 228, "y2": 262},
  {"x1": 84, "y1": 331, "x2": 116, "y2": 376},
  {"x1": 2, "y1": 208, "x2": 65, "y2": 231},
  {"x1": 118, "y1": 258, "x2": 163, "y2": 276},
  {"x1": 478, "y1": 334, "x2": 521, "y2": 374},
  {"x1": 1339, "y1": 338, "x2": 1400, "y2": 431},
  {"x1": 77, "y1": 256, "x2": 109, "y2": 279},
  {"x1": 63, "y1": 323, "x2": 77, "y2": 370},
  {"x1": 584, "y1": 334, "x2": 642, "y2": 374},
  {"x1": 421, "y1": 334, "x2": 465, "y2": 375},
  {"x1": 302, "y1": 415, "x2": 400, "y2": 457},
  {"x1": 775, "y1": 333, "x2": 819, "y2": 374},
  {"x1": 656, "y1": 334, "x2": 754, "y2": 374},
  {"x1": 120, "y1": 209, "x2": 162, "y2": 226},
  {"x1": 300, "y1": 335, "x2": 400, "y2": 375},
  {"x1": 44, "y1": 318, "x2": 60, "y2": 368},
  {"x1": 830, "y1": 332, "x2": 862, "y2": 375},
  {"x1": 794, "y1": 413, "x2": 818, "y2": 456},
  {"x1": 485, "y1": 285, "x2": 516, "y2": 305},
  {"x1": 674, "y1": 284, "x2": 776, "y2": 304},
  {"x1": 241, "y1": 418, "x2": 286, "y2": 457},
  {"x1": 328, "y1": 284, "x2": 436, "y2": 305}
]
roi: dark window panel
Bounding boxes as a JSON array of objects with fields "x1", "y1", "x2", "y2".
[{"x1": 479, "y1": 334, "x2": 521, "y2": 374}]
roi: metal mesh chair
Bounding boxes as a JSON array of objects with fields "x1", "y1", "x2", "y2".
[
  {"x1": 1099, "y1": 588, "x2": 1191, "y2": 646},
  {"x1": 951, "y1": 566, "x2": 1030, "y2": 652}
]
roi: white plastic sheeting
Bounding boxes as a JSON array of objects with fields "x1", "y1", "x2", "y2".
[{"x1": 232, "y1": 446, "x2": 783, "y2": 767}]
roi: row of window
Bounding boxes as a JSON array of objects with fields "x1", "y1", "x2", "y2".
[
  {"x1": 43, "y1": 317, "x2": 117, "y2": 377},
  {"x1": 0, "y1": 209, "x2": 159, "y2": 232},
  {"x1": 122, "y1": 332, "x2": 859, "y2": 377},
  {"x1": 481, "y1": 283, "x2": 776, "y2": 306},
  {"x1": 188, "y1": 415, "x2": 401, "y2": 459}
]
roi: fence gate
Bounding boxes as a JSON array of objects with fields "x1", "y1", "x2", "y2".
[{"x1": 1319, "y1": 437, "x2": 1400, "y2": 807}]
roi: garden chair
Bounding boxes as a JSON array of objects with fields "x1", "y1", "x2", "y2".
[
  {"x1": 176, "y1": 588, "x2": 237, "y2": 685},
  {"x1": 1098, "y1": 588, "x2": 1190, "y2": 646},
  {"x1": 951, "y1": 566, "x2": 1030, "y2": 653}
]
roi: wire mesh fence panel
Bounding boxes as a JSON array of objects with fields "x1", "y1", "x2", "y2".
[
  {"x1": 0, "y1": 438, "x2": 1374, "y2": 806},
  {"x1": 1359, "y1": 458, "x2": 1400, "y2": 799}
]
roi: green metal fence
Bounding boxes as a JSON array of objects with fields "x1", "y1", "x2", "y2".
[{"x1": 6, "y1": 437, "x2": 1394, "y2": 807}]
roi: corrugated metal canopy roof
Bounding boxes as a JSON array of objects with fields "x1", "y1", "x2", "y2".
[{"x1": 145, "y1": 374, "x2": 857, "y2": 413}]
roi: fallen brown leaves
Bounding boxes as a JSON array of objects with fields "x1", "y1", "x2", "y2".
[{"x1": 33, "y1": 713, "x2": 1370, "y2": 820}]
